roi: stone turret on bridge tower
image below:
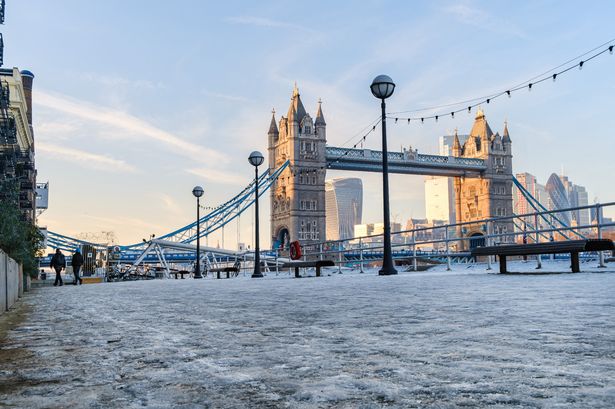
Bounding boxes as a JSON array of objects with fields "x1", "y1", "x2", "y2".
[
  {"x1": 268, "y1": 85, "x2": 327, "y2": 249},
  {"x1": 454, "y1": 109, "x2": 514, "y2": 247}
]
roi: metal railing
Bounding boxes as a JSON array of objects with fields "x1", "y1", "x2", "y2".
[{"x1": 267, "y1": 202, "x2": 614, "y2": 273}]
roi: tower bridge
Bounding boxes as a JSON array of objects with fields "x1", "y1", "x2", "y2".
[
  {"x1": 46, "y1": 84, "x2": 518, "y2": 265},
  {"x1": 268, "y1": 85, "x2": 514, "y2": 249}
]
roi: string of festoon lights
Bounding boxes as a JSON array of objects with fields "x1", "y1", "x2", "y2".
[
  {"x1": 386, "y1": 38, "x2": 615, "y2": 125},
  {"x1": 197, "y1": 39, "x2": 614, "y2": 208},
  {"x1": 323, "y1": 116, "x2": 382, "y2": 169}
]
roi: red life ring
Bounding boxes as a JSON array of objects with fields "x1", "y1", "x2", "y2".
[{"x1": 289, "y1": 241, "x2": 302, "y2": 260}]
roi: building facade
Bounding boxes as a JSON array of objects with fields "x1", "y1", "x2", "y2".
[
  {"x1": 268, "y1": 85, "x2": 327, "y2": 249},
  {"x1": 0, "y1": 68, "x2": 36, "y2": 222},
  {"x1": 325, "y1": 177, "x2": 363, "y2": 241},
  {"x1": 453, "y1": 109, "x2": 514, "y2": 244}
]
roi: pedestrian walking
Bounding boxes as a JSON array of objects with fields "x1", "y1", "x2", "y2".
[
  {"x1": 50, "y1": 249, "x2": 66, "y2": 286},
  {"x1": 71, "y1": 248, "x2": 84, "y2": 285}
]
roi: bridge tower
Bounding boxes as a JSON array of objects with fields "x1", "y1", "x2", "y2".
[
  {"x1": 268, "y1": 85, "x2": 327, "y2": 249},
  {"x1": 453, "y1": 109, "x2": 514, "y2": 246}
]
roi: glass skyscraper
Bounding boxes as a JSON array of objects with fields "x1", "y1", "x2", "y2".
[{"x1": 325, "y1": 178, "x2": 363, "y2": 241}]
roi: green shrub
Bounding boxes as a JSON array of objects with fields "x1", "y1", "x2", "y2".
[{"x1": 0, "y1": 180, "x2": 43, "y2": 278}]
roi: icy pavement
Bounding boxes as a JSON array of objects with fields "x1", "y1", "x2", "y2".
[{"x1": 1, "y1": 263, "x2": 615, "y2": 408}]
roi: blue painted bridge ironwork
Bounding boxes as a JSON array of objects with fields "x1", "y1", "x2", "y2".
[{"x1": 325, "y1": 146, "x2": 486, "y2": 177}]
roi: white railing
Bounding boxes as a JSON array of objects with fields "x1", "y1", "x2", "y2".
[{"x1": 266, "y1": 202, "x2": 615, "y2": 273}]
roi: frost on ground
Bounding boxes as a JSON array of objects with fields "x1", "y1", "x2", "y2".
[{"x1": 1, "y1": 261, "x2": 615, "y2": 408}]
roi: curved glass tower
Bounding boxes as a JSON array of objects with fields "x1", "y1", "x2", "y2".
[
  {"x1": 325, "y1": 178, "x2": 363, "y2": 241},
  {"x1": 545, "y1": 173, "x2": 571, "y2": 226}
]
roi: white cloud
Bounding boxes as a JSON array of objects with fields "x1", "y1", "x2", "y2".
[
  {"x1": 79, "y1": 73, "x2": 164, "y2": 90},
  {"x1": 203, "y1": 91, "x2": 249, "y2": 103},
  {"x1": 160, "y1": 194, "x2": 184, "y2": 217},
  {"x1": 81, "y1": 214, "x2": 166, "y2": 234},
  {"x1": 445, "y1": 3, "x2": 488, "y2": 23},
  {"x1": 225, "y1": 16, "x2": 312, "y2": 33},
  {"x1": 37, "y1": 142, "x2": 138, "y2": 173},
  {"x1": 34, "y1": 90, "x2": 229, "y2": 163},
  {"x1": 186, "y1": 167, "x2": 248, "y2": 187},
  {"x1": 443, "y1": 3, "x2": 526, "y2": 38}
]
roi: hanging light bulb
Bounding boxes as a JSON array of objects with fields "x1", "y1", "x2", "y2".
[
  {"x1": 610, "y1": 45, "x2": 614, "y2": 55},
  {"x1": 421, "y1": 118, "x2": 424, "y2": 124},
  {"x1": 506, "y1": 90, "x2": 511, "y2": 98},
  {"x1": 468, "y1": 106, "x2": 471, "y2": 113},
  {"x1": 407, "y1": 118, "x2": 410, "y2": 124},
  {"x1": 552, "y1": 73, "x2": 557, "y2": 82},
  {"x1": 528, "y1": 83, "x2": 532, "y2": 92},
  {"x1": 435, "y1": 115, "x2": 438, "y2": 122},
  {"x1": 579, "y1": 60, "x2": 584, "y2": 70},
  {"x1": 451, "y1": 112, "x2": 454, "y2": 118},
  {"x1": 486, "y1": 98, "x2": 490, "y2": 104},
  {"x1": 395, "y1": 118, "x2": 398, "y2": 123}
]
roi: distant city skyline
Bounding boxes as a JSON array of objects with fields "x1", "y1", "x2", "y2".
[{"x1": 3, "y1": 1, "x2": 613, "y2": 247}]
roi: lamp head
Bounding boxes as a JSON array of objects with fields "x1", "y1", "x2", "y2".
[
  {"x1": 192, "y1": 185, "x2": 204, "y2": 198},
  {"x1": 248, "y1": 151, "x2": 265, "y2": 167},
  {"x1": 370, "y1": 75, "x2": 395, "y2": 100}
]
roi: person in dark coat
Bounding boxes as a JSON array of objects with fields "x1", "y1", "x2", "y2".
[
  {"x1": 71, "y1": 248, "x2": 84, "y2": 285},
  {"x1": 50, "y1": 249, "x2": 66, "y2": 286}
]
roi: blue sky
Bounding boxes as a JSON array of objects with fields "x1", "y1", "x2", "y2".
[{"x1": 4, "y1": 1, "x2": 615, "y2": 247}]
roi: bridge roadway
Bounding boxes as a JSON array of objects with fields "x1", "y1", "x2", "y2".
[{"x1": 325, "y1": 146, "x2": 486, "y2": 177}]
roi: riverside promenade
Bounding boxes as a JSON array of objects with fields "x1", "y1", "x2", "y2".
[{"x1": 1, "y1": 266, "x2": 614, "y2": 408}]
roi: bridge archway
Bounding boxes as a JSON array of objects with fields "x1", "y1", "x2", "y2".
[
  {"x1": 274, "y1": 227, "x2": 290, "y2": 250},
  {"x1": 469, "y1": 232, "x2": 485, "y2": 249}
]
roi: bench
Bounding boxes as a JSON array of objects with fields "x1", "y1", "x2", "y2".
[
  {"x1": 471, "y1": 239, "x2": 614, "y2": 273},
  {"x1": 281, "y1": 260, "x2": 335, "y2": 278},
  {"x1": 208, "y1": 266, "x2": 239, "y2": 279},
  {"x1": 170, "y1": 270, "x2": 191, "y2": 279}
]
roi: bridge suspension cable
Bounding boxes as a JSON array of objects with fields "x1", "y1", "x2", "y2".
[
  {"x1": 46, "y1": 160, "x2": 291, "y2": 252},
  {"x1": 512, "y1": 176, "x2": 586, "y2": 240}
]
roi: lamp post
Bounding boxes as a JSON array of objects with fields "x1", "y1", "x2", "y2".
[
  {"x1": 192, "y1": 185, "x2": 204, "y2": 279},
  {"x1": 371, "y1": 74, "x2": 397, "y2": 275},
  {"x1": 248, "y1": 151, "x2": 265, "y2": 278}
]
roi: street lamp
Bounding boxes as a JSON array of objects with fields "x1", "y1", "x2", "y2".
[
  {"x1": 371, "y1": 74, "x2": 397, "y2": 275},
  {"x1": 192, "y1": 185, "x2": 204, "y2": 279},
  {"x1": 248, "y1": 150, "x2": 265, "y2": 278}
]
